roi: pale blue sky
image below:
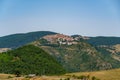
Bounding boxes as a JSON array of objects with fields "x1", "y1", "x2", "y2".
[{"x1": 0, "y1": 0, "x2": 120, "y2": 37}]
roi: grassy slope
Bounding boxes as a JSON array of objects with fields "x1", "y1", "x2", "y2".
[
  {"x1": 0, "y1": 74, "x2": 15, "y2": 79},
  {"x1": 1, "y1": 69, "x2": 120, "y2": 80},
  {"x1": 66, "y1": 69, "x2": 120, "y2": 80}
]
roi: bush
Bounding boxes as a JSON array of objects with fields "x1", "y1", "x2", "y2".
[{"x1": 8, "y1": 76, "x2": 13, "y2": 78}]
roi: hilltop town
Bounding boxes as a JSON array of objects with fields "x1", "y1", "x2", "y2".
[
  {"x1": 43, "y1": 34, "x2": 78, "y2": 45},
  {"x1": 0, "y1": 48, "x2": 11, "y2": 53}
]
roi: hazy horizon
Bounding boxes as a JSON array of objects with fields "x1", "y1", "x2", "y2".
[
  {"x1": 0, "y1": 30, "x2": 120, "y2": 38},
  {"x1": 0, "y1": 0, "x2": 120, "y2": 37}
]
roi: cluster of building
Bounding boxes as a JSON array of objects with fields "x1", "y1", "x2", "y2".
[
  {"x1": 0, "y1": 48, "x2": 11, "y2": 53},
  {"x1": 43, "y1": 34, "x2": 78, "y2": 45}
]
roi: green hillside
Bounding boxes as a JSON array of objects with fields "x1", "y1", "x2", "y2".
[
  {"x1": 87, "y1": 37, "x2": 120, "y2": 46},
  {"x1": 0, "y1": 45, "x2": 65, "y2": 75},
  {"x1": 86, "y1": 36, "x2": 120, "y2": 68},
  {"x1": 0, "y1": 31, "x2": 56, "y2": 48},
  {"x1": 33, "y1": 37, "x2": 120, "y2": 72}
]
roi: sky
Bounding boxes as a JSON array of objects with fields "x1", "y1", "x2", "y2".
[{"x1": 0, "y1": 0, "x2": 120, "y2": 37}]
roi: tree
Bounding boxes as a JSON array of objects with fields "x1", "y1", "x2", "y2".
[{"x1": 14, "y1": 68, "x2": 21, "y2": 77}]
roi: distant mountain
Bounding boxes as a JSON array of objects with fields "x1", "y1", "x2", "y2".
[
  {"x1": 0, "y1": 31, "x2": 57, "y2": 48},
  {"x1": 32, "y1": 34, "x2": 120, "y2": 72},
  {"x1": 87, "y1": 37, "x2": 120, "y2": 46},
  {"x1": 0, "y1": 45, "x2": 66, "y2": 75}
]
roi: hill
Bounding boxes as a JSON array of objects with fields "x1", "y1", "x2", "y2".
[
  {"x1": 0, "y1": 31, "x2": 56, "y2": 48},
  {"x1": 87, "y1": 37, "x2": 120, "y2": 46},
  {"x1": 0, "y1": 45, "x2": 65, "y2": 75},
  {"x1": 86, "y1": 36, "x2": 120, "y2": 68},
  {"x1": 32, "y1": 34, "x2": 120, "y2": 72}
]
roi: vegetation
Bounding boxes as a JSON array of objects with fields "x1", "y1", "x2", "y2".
[
  {"x1": 0, "y1": 31, "x2": 56, "y2": 48},
  {"x1": 0, "y1": 74, "x2": 14, "y2": 79},
  {"x1": 66, "y1": 68, "x2": 120, "y2": 80},
  {"x1": 0, "y1": 45, "x2": 66, "y2": 75},
  {"x1": 1, "y1": 31, "x2": 120, "y2": 74},
  {"x1": 65, "y1": 75, "x2": 100, "y2": 80},
  {"x1": 87, "y1": 37, "x2": 120, "y2": 46},
  {"x1": 36, "y1": 39, "x2": 120, "y2": 72},
  {"x1": 95, "y1": 46, "x2": 120, "y2": 68},
  {"x1": 1, "y1": 68, "x2": 120, "y2": 80}
]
